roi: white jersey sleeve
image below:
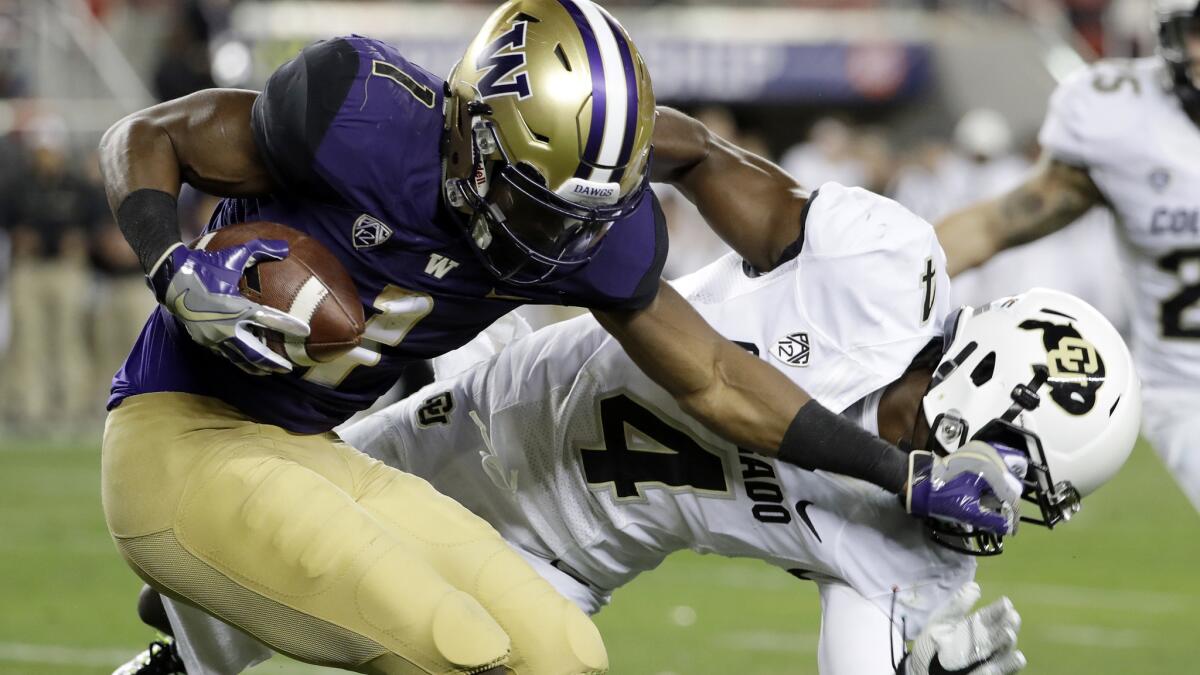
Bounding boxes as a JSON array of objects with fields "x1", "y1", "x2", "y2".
[
  {"x1": 343, "y1": 184, "x2": 970, "y2": 637},
  {"x1": 677, "y1": 182, "x2": 951, "y2": 413},
  {"x1": 1039, "y1": 59, "x2": 1147, "y2": 169}
]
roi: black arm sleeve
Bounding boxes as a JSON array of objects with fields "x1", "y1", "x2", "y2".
[
  {"x1": 777, "y1": 399, "x2": 910, "y2": 495},
  {"x1": 116, "y1": 189, "x2": 181, "y2": 274},
  {"x1": 250, "y1": 38, "x2": 359, "y2": 202}
]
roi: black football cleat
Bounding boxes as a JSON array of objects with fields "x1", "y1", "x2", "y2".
[{"x1": 112, "y1": 637, "x2": 186, "y2": 675}]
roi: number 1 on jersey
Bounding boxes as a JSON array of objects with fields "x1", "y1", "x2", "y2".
[{"x1": 303, "y1": 284, "x2": 433, "y2": 387}]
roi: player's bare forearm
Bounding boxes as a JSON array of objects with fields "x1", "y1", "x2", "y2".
[
  {"x1": 594, "y1": 281, "x2": 810, "y2": 453},
  {"x1": 936, "y1": 157, "x2": 1103, "y2": 276},
  {"x1": 651, "y1": 107, "x2": 809, "y2": 273},
  {"x1": 98, "y1": 89, "x2": 273, "y2": 272}
]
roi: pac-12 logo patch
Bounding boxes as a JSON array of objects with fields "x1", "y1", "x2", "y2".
[
  {"x1": 352, "y1": 214, "x2": 393, "y2": 249},
  {"x1": 476, "y1": 20, "x2": 532, "y2": 100},
  {"x1": 1149, "y1": 168, "x2": 1171, "y2": 193},
  {"x1": 772, "y1": 332, "x2": 811, "y2": 367}
]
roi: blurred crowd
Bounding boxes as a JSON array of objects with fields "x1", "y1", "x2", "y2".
[
  {"x1": 0, "y1": 114, "x2": 220, "y2": 434},
  {"x1": 0, "y1": 0, "x2": 1143, "y2": 434}
]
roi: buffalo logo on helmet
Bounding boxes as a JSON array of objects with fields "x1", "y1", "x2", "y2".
[
  {"x1": 1019, "y1": 318, "x2": 1106, "y2": 415},
  {"x1": 475, "y1": 20, "x2": 533, "y2": 100}
]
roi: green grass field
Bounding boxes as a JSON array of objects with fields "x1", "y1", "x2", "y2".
[{"x1": 1, "y1": 437, "x2": 1197, "y2": 675}]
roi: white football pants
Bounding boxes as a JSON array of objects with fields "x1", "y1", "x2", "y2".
[{"x1": 1143, "y1": 389, "x2": 1200, "y2": 513}]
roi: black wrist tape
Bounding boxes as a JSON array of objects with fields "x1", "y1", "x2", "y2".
[
  {"x1": 116, "y1": 189, "x2": 182, "y2": 274},
  {"x1": 777, "y1": 399, "x2": 909, "y2": 494}
]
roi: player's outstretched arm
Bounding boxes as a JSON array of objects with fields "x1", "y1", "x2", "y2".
[
  {"x1": 595, "y1": 281, "x2": 813, "y2": 455},
  {"x1": 98, "y1": 90, "x2": 309, "y2": 374},
  {"x1": 935, "y1": 156, "x2": 1105, "y2": 276},
  {"x1": 594, "y1": 283, "x2": 1023, "y2": 539},
  {"x1": 651, "y1": 106, "x2": 808, "y2": 274}
]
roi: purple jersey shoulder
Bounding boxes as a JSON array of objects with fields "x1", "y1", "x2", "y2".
[{"x1": 111, "y1": 36, "x2": 667, "y2": 433}]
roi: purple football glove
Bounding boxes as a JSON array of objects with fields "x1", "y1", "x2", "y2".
[
  {"x1": 905, "y1": 440, "x2": 1028, "y2": 536},
  {"x1": 147, "y1": 240, "x2": 310, "y2": 375}
]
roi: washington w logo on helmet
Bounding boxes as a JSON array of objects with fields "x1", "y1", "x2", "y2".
[
  {"x1": 1019, "y1": 318, "x2": 1106, "y2": 415},
  {"x1": 475, "y1": 20, "x2": 533, "y2": 100}
]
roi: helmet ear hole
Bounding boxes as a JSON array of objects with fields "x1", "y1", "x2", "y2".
[
  {"x1": 515, "y1": 161, "x2": 548, "y2": 186},
  {"x1": 970, "y1": 352, "x2": 997, "y2": 387}
]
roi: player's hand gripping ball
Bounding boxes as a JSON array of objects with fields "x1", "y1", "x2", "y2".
[{"x1": 192, "y1": 221, "x2": 365, "y2": 372}]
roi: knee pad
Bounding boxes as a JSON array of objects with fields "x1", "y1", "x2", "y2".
[
  {"x1": 357, "y1": 547, "x2": 511, "y2": 672},
  {"x1": 555, "y1": 598, "x2": 608, "y2": 674},
  {"x1": 430, "y1": 590, "x2": 511, "y2": 671}
]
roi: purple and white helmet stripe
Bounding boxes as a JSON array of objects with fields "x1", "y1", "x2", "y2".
[
  {"x1": 558, "y1": 0, "x2": 606, "y2": 178},
  {"x1": 557, "y1": 0, "x2": 636, "y2": 184},
  {"x1": 601, "y1": 9, "x2": 639, "y2": 184}
]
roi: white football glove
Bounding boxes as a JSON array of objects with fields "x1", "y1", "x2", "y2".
[{"x1": 903, "y1": 582, "x2": 1026, "y2": 675}]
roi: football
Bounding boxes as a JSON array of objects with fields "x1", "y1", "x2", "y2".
[{"x1": 194, "y1": 221, "x2": 365, "y2": 365}]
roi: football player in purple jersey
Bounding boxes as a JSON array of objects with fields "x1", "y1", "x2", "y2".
[{"x1": 98, "y1": 1, "x2": 1023, "y2": 673}]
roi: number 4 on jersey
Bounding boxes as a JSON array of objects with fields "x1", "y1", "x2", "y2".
[{"x1": 580, "y1": 394, "x2": 730, "y2": 501}]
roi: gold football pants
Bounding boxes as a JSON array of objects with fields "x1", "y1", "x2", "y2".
[{"x1": 101, "y1": 393, "x2": 607, "y2": 674}]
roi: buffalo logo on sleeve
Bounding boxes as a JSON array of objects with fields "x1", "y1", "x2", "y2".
[
  {"x1": 771, "y1": 332, "x2": 811, "y2": 367},
  {"x1": 416, "y1": 392, "x2": 455, "y2": 427},
  {"x1": 352, "y1": 214, "x2": 393, "y2": 249},
  {"x1": 1019, "y1": 318, "x2": 1105, "y2": 415}
]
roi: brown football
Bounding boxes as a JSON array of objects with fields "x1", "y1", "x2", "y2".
[{"x1": 194, "y1": 221, "x2": 365, "y2": 365}]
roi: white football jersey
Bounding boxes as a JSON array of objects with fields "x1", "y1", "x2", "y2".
[
  {"x1": 346, "y1": 183, "x2": 973, "y2": 633},
  {"x1": 1040, "y1": 57, "x2": 1200, "y2": 391}
]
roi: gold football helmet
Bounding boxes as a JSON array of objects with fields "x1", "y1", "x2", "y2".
[{"x1": 444, "y1": 0, "x2": 656, "y2": 285}]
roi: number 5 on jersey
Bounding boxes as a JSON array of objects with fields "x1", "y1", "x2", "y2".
[{"x1": 303, "y1": 284, "x2": 433, "y2": 387}]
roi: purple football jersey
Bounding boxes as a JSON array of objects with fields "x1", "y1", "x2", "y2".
[{"x1": 110, "y1": 36, "x2": 667, "y2": 433}]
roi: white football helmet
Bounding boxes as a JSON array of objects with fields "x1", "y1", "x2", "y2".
[{"x1": 921, "y1": 288, "x2": 1141, "y2": 554}]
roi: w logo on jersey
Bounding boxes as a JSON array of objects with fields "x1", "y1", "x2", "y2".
[
  {"x1": 425, "y1": 253, "x2": 460, "y2": 279},
  {"x1": 475, "y1": 20, "x2": 532, "y2": 100}
]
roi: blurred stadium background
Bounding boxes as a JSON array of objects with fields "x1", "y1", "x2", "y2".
[{"x1": 0, "y1": 0, "x2": 1196, "y2": 673}]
